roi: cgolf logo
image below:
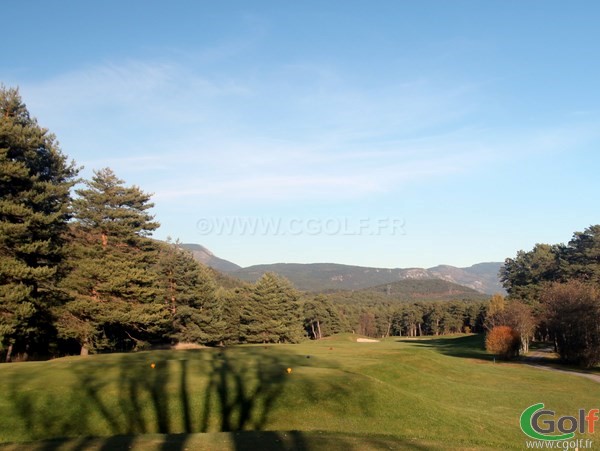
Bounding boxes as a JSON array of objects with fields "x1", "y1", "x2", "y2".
[{"x1": 520, "y1": 403, "x2": 599, "y2": 441}]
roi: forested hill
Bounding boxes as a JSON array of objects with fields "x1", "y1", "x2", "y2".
[
  {"x1": 228, "y1": 262, "x2": 504, "y2": 294},
  {"x1": 354, "y1": 279, "x2": 488, "y2": 303}
]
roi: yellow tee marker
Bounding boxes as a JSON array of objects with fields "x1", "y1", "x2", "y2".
[
  {"x1": 150, "y1": 362, "x2": 156, "y2": 369},
  {"x1": 286, "y1": 367, "x2": 292, "y2": 374}
]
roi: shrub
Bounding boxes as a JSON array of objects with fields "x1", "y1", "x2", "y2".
[{"x1": 485, "y1": 326, "x2": 520, "y2": 360}]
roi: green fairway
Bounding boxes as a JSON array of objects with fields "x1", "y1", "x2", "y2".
[{"x1": 0, "y1": 334, "x2": 596, "y2": 450}]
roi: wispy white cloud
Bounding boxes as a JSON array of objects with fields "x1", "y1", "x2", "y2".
[{"x1": 8, "y1": 56, "x2": 600, "y2": 205}]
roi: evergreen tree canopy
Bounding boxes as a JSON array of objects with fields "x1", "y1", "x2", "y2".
[
  {"x1": 501, "y1": 225, "x2": 600, "y2": 301},
  {"x1": 563, "y1": 225, "x2": 600, "y2": 283},
  {"x1": 73, "y1": 167, "x2": 159, "y2": 247},
  {"x1": 0, "y1": 86, "x2": 78, "y2": 361},
  {"x1": 500, "y1": 244, "x2": 560, "y2": 301},
  {"x1": 157, "y1": 240, "x2": 224, "y2": 345},
  {"x1": 58, "y1": 169, "x2": 166, "y2": 354},
  {"x1": 241, "y1": 273, "x2": 304, "y2": 344}
]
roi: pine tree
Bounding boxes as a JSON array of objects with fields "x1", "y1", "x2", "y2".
[
  {"x1": 157, "y1": 240, "x2": 224, "y2": 345},
  {"x1": 564, "y1": 225, "x2": 600, "y2": 283},
  {"x1": 58, "y1": 169, "x2": 167, "y2": 354},
  {"x1": 0, "y1": 86, "x2": 78, "y2": 361},
  {"x1": 218, "y1": 286, "x2": 248, "y2": 345},
  {"x1": 241, "y1": 273, "x2": 304, "y2": 344}
]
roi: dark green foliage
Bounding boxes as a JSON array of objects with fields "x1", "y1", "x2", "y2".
[
  {"x1": 562, "y1": 225, "x2": 600, "y2": 284},
  {"x1": 217, "y1": 286, "x2": 248, "y2": 345},
  {"x1": 463, "y1": 301, "x2": 487, "y2": 333},
  {"x1": 157, "y1": 241, "x2": 224, "y2": 345},
  {"x1": 207, "y1": 266, "x2": 251, "y2": 291},
  {"x1": 393, "y1": 303, "x2": 424, "y2": 337},
  {"x1": 501, "y1": 225, "x2": 600, "y2": 300},
  {"x1": 58, "y1": 169, "x2": 168, "y2": 354},
  {"x1": 441, "y1": 302, "x2": 466, "y2": 334},
  {"x1": 72, "y1": 167, "x2": 159, "y2": 245},
  {"x1": 302, "y1": 295, "x2": 345, "y2": 339},
  {"x1": 500, "y1": 243, "x2": 561, "y2": 301},
  {"x1": 0, "y1": 86, "x2": 78, "y2": 361},
  {"x1": 382, "y1": 300, "x2": 487, "y2": 338},
  {"x1": 241, "y1": 273, "x2": 304, "y2": 344}
]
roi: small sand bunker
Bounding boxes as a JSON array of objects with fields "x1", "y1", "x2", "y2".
[
  {"x1": 172, "y1": 342, "x2": 205, "y2": 350},
  {"x1": 356, "y1": 338, "x2": 380, "y2": 343}
]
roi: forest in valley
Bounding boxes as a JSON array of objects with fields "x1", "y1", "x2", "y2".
[{"x1": 1, "y1": 86, "x2": 599, "y2": 368}]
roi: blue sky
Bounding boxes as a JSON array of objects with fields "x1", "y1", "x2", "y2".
[{"x1": 3, "y1": 1, "x2": 600, "y2": 268}]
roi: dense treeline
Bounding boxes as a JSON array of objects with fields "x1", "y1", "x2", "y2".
[
  {"x1": 497, "y1": 226, "x2": 600, "y2": 367},
  {"x1": 323, "y1": 299, "x2": 487, "y2": 339}
]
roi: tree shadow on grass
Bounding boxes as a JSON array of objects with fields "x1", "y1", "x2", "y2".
[
  {"x1": 6, "y1": 347, "x2": 355, "y2": 450},
  {"x1": 70, "y1": 348, "x2": 301, "y2": 444},
  {"x1": 199, "y1": 348, "x2": 289, "y2": 433}
]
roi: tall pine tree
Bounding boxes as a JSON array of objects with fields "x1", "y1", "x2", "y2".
[
  {"x1": 58, "y1": 168, "x2": 167, "y2": 354},
  {"x1": 0, "y1": 86, "x2": 78, "y2": 361}
]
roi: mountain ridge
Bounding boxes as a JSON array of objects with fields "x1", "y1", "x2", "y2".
[
  {"x1": 181, "y1": 243, "x2": 504, "y2": 295},
  {"x1": 179, "y1": 243, "x2": 242, "y2": 273}
]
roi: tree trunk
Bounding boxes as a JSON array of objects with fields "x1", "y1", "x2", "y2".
[
  {"x1": 310, "y1": 323, "x2": 316, "y2": 340},
  {"x1": 417, "y1": 323, "x2": 422, "y2": 337},
  {"x1": 81, "y1": 344, "x2": 89, "y2": 356},
  {"x1": 169, "y1": 272, "x2": 177, "y2": 314},
  {"x1": 5, "y1": 343, "x2": 13, "y2": 363},
  {"x1": 316, "y1": 320, "x2": 322, "y2": 340}
]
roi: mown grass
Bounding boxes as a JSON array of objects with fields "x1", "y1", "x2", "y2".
[{"x1": 0, "y1": 334, "x2": 596, "y2": 450}]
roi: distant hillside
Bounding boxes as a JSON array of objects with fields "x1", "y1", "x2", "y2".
[
  {"x1": 232, "y1": 262, "x2": 504, "y2": 294},
  {"x1": 205, "y1": 266, "x2": 251, "y2": 291},
  {"x1": 180, "y1": 243, "x2": 504, "y2": 294},
  {"x1": 325, "y1": 279, "x2": 488, "y2": 305},
  {"x1": 327, "y1": 279, "x2": 489, "y2": 305},
  {"x1": 359, "y1": 279, "x2": 487, "y2": 302},
  {"x1": 427, "y1": 262, "x2": 504, "y2": 295},
  {"x1": 180, "y1": 243, "x2": 241, "y2": 273}
]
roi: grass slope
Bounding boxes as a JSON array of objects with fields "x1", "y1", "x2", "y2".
[{"x1": 0, "y1": 335, "x2": 596, "y2": 450}]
